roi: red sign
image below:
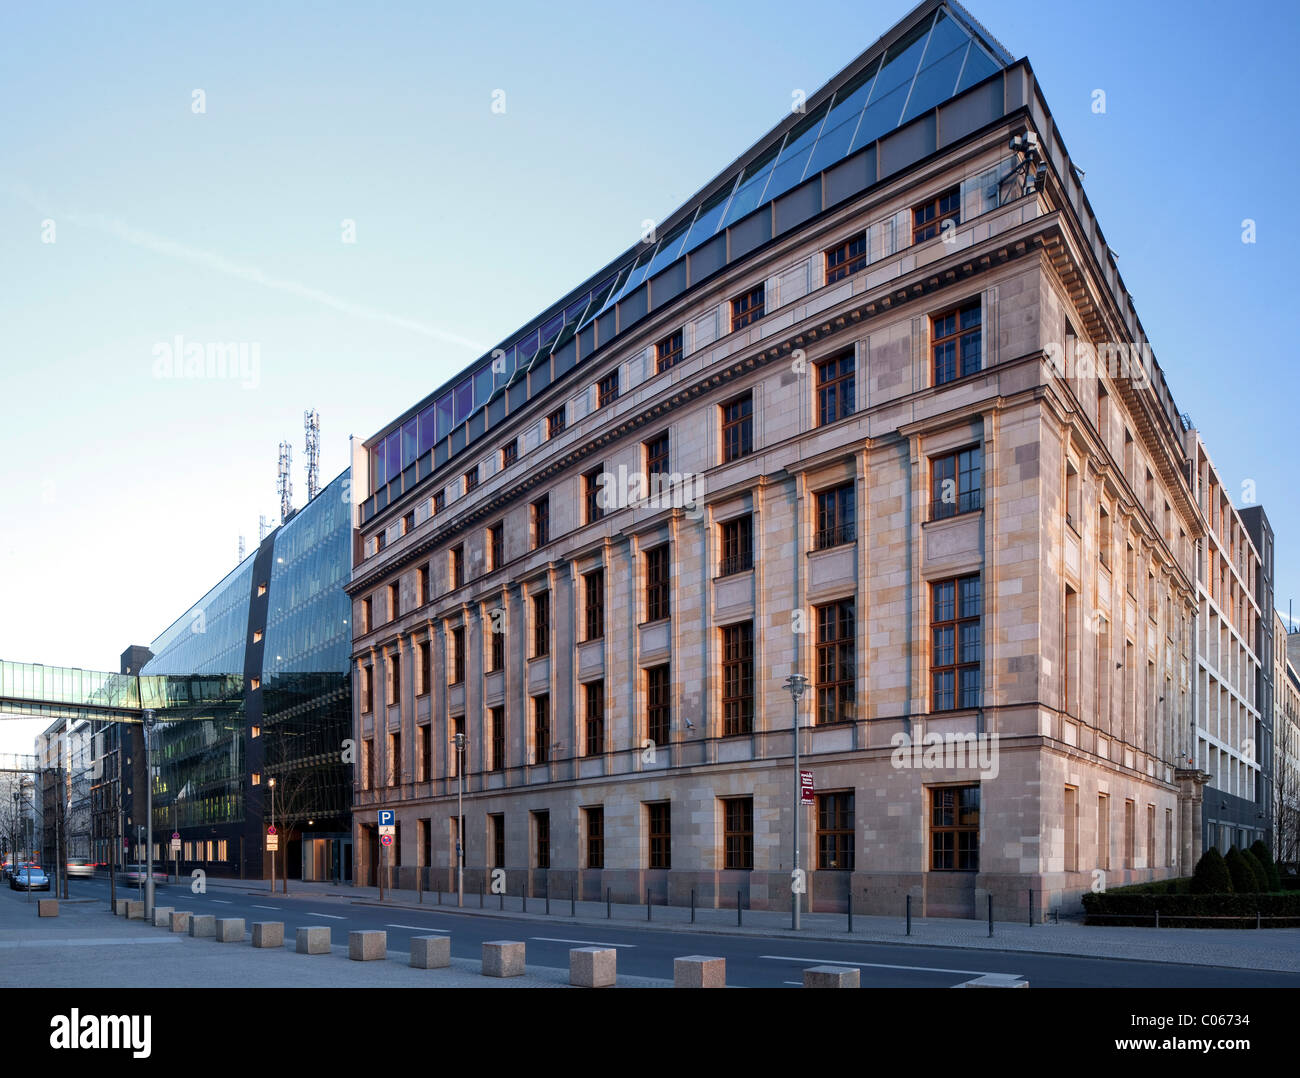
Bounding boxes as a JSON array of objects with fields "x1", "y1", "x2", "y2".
[
  {"x1": 800, "y1": 770, "x2": 815, "y2": 805},
  {"x1": 380, "y1": 834, "x2": 393, "y2": 848},
  {"x1": 267, "y1": 825, "x2": 277, "y2": 835},
  {"x1": 171, "y1": 832, "x2": 180, "y2": 841}
]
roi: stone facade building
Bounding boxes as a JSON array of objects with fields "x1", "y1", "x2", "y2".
[{"x1": 347, "y1": 0, "x2": 1222, "y2": 917}]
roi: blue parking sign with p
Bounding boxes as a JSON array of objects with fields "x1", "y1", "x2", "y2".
[{"x1": 378, "y1": 810, "x2": 394, "y2": 827}]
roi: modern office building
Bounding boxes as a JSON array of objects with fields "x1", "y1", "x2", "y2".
[
  {"x1": 1240, "y1": 504, "x2": 1274, "y2": 847},
  {"x1": 348, "y1": 0, "x2": 1219, "y2": 916},
  {"x1": 1275, "y1": 617, "x2": 1300, "y2": 865},
  {"x1": 135, "y1": 467, "x2": 354, "y2": 881}
]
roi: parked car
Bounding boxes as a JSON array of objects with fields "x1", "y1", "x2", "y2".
[
  {"x1": 10, "y1": 866, "x2": 50, "y2": 891},
  {"x1": 122, "y1": 864, "x2": 167, "y2": 885},
  {"x1": 66, "y1": 858, "x2": 96, "y2": 879}
]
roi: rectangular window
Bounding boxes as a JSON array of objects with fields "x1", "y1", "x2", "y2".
[
  {"x1": 418, "y1": 564, "x2": 430, "y2": 606},
  {"x1": 451, "y1": 626, "x2": 465, "y2": 684},
  {"x1": 584, "y1": 680, "x2": 604, "y2": 756},
  {"x1": 930, "y1": 785, "x2": 979, "y2": 871},
  {"x1": 388, "y1": 582, "x2": 399, "y2": 621},
  {"x1": 490, "y1": 706, "x2": 505, "y2": 772},
  {"x1": 1098, "y1": 794, "x2": 1111, "y2": 870},
  {"x1": 403, "y1": 511, "x2": 414, "y2": 535},
  {"x1": 723, "y1": 797, "x2": 754, "y2": 870},
  {"x1": 817, "y1": 792, "x2": 855, "y2": 870},
  {"x1": 912, "y1": 185, "x2": 960, "y2": 243},
  {"x1": 584, "y1": 568, "x2": 605, "y2": 641},
  {"x1": 816, "y1": 353, "x2": 855, "y2": 425},
  {"x1": 815, "y1": 599, "x2": 855, "y2": 725},
  {"x1": 547, "y1": 407, "x2": 566, "y2": 438},
  {"x1": 645, "y1": 545, "x2": 670, "y2": 622},
  {"x1": 645, "y1": 432, "x2": 670, "y2": 480},
  {"x1": 814, "y1": 483, "x2": 855, "y2": 549},
  {"x1": 930, "y1": 445, "x2": 982, "y2": 518},
  {"x1": 719, "y1": 515, "x2": 753, "y2": 576},
  {"x1": 532, "y1": 497, "x2": 549, "y2": 548},
  {"x1": 451, "y1": 544, "x2": 465, "y2": 589},
  {"x1": 419, "y1": 724, "x2": 431, "y2": 782},
  {"x1": 389, "y1": 732, "x2": 402, "y2": 786},
  {"x1": 362, "y1": 596, "x2": 372, "y2": 633},
  {"x1": 585, "y1": 806, "x2": 604, "y2": 869},
  {"x1": 534, "y1": 811, "x2": 550, "y2": 869},
  {"x1": 1125, "y1": 799, "x2": 1135, "y2": 869},
  {"x1": 464, "y1": 467, "x2": 479, "y2": 494},
  {"x1": 490, "y1": 813, "x2": 505, "y2": 868},
  {"x1": 584, "y1": 466, "x2": 605, "y2": 524},
  {"x1": 931, "y1": 300, "x2": 982, "y2": 385},
  {"x1": 647, "y1": 664, "x2": 671, "y2": 747},
  {"x1": 656, "y1": 329, "x2": 683, "y2": 373},
  {"x1": 721, "y1": 393, "x2": 754, "y2": 462},
  {"x1": 1146, "y1": 804, "x2": 1155, "y2": 869},
  {"x1": 721, "y1": 622, "x2": 755, "y2": 736},
  {"x1": 1166, "y1": 808, "x2": 1174, "y2": 868},
  {"x1": 1099, "y1": 504, "x2": 1112, "y2": 569},
  {"x1": 452, "y1": 715, "x2": 465, "y2": 777},
  {"x1": 433, "y1": 490, "x2": 445, "y2": 515},
  {"x1": 387, "y1": 652, "x2": 401, "y2": 706},
  {"x1": 502, "y1": 440, "x2": 518, "y2": 468},
  {"x1": 361, "y1": 664, "x2": 374, "y2": 713},
  {"x1": 931, "y1": 575, "x2": 981, "y2": 711},
  {"x1": 1065, "y1": 460, "x2": 1080, "y2": 532},
  {"x1": 532, "y1": 591, "x2": 550, "y2": 657},
  {"x1": 418, "y1": 640, "x2": 431, "y2": 695},
  {"x1": 597, "y1": 370, "x2": 620, "y2": 408},
  {"x1": 489, "y1": 618, "x2": 504, "y2": 672},
  {"x1": 1064, "y1": 785, "x2": 1078, "y2": 871},
  {"x1": 648, "y1": 803, "x2": 671, "y2": 869},
  {"x1": 1064, "y1": 586, "x2": 1079, "y2": 717},
  {"x1": 363, "y1": 738, "x2": 374, "y2": 789},
  {"x1": 824, "y1": 231, "x2": 867, "y2": 284},
  {"x1": 533, "y1": 695, "x2": 550, "y2": 765},
  {"x1": 731, "y1": 285, "x2": 765, "y2": 331}
]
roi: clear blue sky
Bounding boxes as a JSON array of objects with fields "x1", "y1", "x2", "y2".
[{"x1": 2, "y1": 0, "x2": 1298, "y2": 752}]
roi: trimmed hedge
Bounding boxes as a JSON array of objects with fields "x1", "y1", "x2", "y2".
[
  {"x1": 1225, "y1": 847, "x2": 1258, "y2": 893},
  {"x1": 1191, "y1": 847, "x2": 1233, "y2": 894},
  {"x1": 1240, "y1": 848, "x2": 1269, "y2": 893},
  {"x1": 1250, "y1": 840, "x2": 1283, "y2": 892},
  {"x1": 1081, "y1": 890, "x2": 1300, "y2": 928}
]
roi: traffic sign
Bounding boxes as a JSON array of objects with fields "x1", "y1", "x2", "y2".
[
  {"x1": 171, "y1": 832, "x2": 180, "y2": 841},
  {"x1": 378, "y1": 810, "x2": 395, "y2": 827},
  {"x1": 380, "y1": 834, "x2": 393, "y2": 848},
  {"x1": 267, "y1": 825, "x2": 277, "y2": 836},
  {"x1": 800, "y1": 770, "x2": 815, "y2": 805},
  {"x1": 267, "y1": 836, "x2": 279, "y2": 851}
]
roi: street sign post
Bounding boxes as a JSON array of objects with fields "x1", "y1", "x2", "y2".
[{"x1": 377, "y1": 810, "x2": 393, "y2": 901}]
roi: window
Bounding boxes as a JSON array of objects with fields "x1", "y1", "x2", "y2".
[
  {"x1": 912, "y1": 185, "x2": 960, "y2": 243},
  {"x1": 645, "y1": 545, "x2": 670, "y2": 622},
  {"x1": 931, "y1": 300, "x2": 981, "y2": 385},
  {"x1": 532, "y1": 497, "x2": 549, "y2": 548},
  {"x1": 721, "y1": 393, "x2": 754, "y2": 462},
  {"x1": 1146, "y1": 804, "x2": 1156, "y2": 870},
  {"x1": 532, "y1": 592, "x2": 550, "y2": 657},
  {"x1": 433, "y1": 490, "x2": 445, "y2": 515},
  {"x1": 648, "y1": 803, "x2": 671, "y2": 869},
  {"x1": 534, "y1": 811, "x2": 550, "y2": 869},
  {"x1": 451, "y1": 544, "x2": 465, "y2": 589},
  {"x1": 722, "y1": 622, "x2": 755, "y2": 736},
  {"x1": 817, "y1": 792, "x2": 855, "y2": 870},
  {"x1": 418, "y1": 640, "x2": 431, "y2": 695},
  {"x1": 490, "y1": 813, "x2": 505, "y2": 868},
  {"x1": 386, "y1": 652, "x2": 401, "y2": 706},
  {"x1": 502, "y1": 440, "x2": 518, "y2": 468},
  {"x1": 419, "y1": 724, "x2": 431, "y2": 782},
  {"x1": 362, "y1": 596, "x2": 373, "y2": 633},
  {"x1": 825, "y1": 231, "x2": 867, "y2": 284},
  {"x1": 388, "y1": 582, "x2": 399, "y2": 621},
  {"x1": 597, "y1": 370, "x2": 620, "y2": 408},
  {"x1": 656, "y1": 329, "x2": 683, "y2": 373},
  {"x1": 584, "y1": 680, "x2": 604, "y2": 756},
  {"x1": 645, "y1": 432, "x2": 670, "y2": 481},
  {"x1": 584, "y1": 466, "x2": 605, "y2": 524},
  {"x1": 723, "y1": 797, "x2": 754, "y2": 870},
  {"x1": 1126, "y1": 541, "x2": 1137, "y2": 598},
  {"x1": 388, "y1": 732, "x2": 402, "y2": 786},
  {"x1": 930, "y1": 785, "x2": 979, "y2": 871},
  {"x1": 646, "y1": 664, "x2": 671, "y2": 747},
  {"x1": 489, "y1": 706, "x2": 505, "y2": 772},
  {"x1": 1098, "y1": 505, "x2": 1112, "y2": 569},
  {"x1": 1125, "y1": 799, "x2": 1136, "y2": 868},
  {"x1": 489, "y1": 523, "x2": 503, "y2": 571},
  {"x1": 932, "y1": 575, "x2": 981, "y2": 711},
  {"x1": 403, "y1": 511, "x2": 415, "y2": 535},
  {"x1": 361, "y1": 665, "x2": 373, "y2": 713},
  {"x1": 547, "y1": 407, "x2": 566, "y2": 438},
  {"x1": 584, "y1": 569, "x2": 605, "y2": 641},
  {"x1": 1064, "y1": 785, "x2": 1078, "y2": 871},
  {"x1": 1064, "y1": 586, "x2": 1079, "y2": 717},
  {"x1": 532, "y1": 695, "x2": 550, "y2": 764},
  {"x1": 1065, "y1": 461, "x2": 1080, "y2": 532},
  {"x1": 464, "y1": 468, "x2": 479, "y2": 494},
  {"x1": 418, "y1": 563, "x2": 430, "y2": 605},
  {"x1": 489, "y1": 617, "x2": 504, "y2": 672},
  {"x1": 815, "y1": 599, "x2": 855, "y2": 724},
  {"x1": 585, "y1": 807, "x2": 604, "y2": 869},
  {"x1": 731, "y1": 284, "x2": 765, "y2": 331},
  {"x1": 719, "y1": 514, "x2": 753, "y2": 576},
  {"x1": 450, "y1": 626, "x2": 465, "y2": 684},
  {"x1": 817, "y1": 353, "x2": 855, "y2": 425},
  {"x1": 930, "y1": 445, "x2": 982, "y2": 518},
  {"x1": 814, "y1": 483, "x2": 855, "y2": 549},
  {"x1": 363, "y1": 738, "x2": 374, "y2": 789},
  {"x1": 1097, "y1": 794, "x2": 1111, "y2": 870},
  {"x1": 452, "y1": 715, "x2": 465, "y2": 776}
]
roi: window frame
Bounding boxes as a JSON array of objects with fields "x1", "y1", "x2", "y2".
[
  {"x1": 647, "y1": 802, "x2": 671, "y2": 870},
  {"x1": 644, "y1": 545, "x2": 670, "y2": 623},
  {"x1": 721, "y1": 621, "x2": 755, "y2": 736},
  {"x1": 816, "y1": 791, "x2": 855, "y2": 870},
  {"x1": 816, "y1": 352, "x2": 855, "y2": 426},
  {"x1": 646, "y1": 664, "x2": 670, "y2": 748},
  {"x1": 824, "y1": 231, "x2": 867, "y2": 284},
  {"x1": 730, "y1": 284, "x2": 765, "y2": 332},
  {"x1": 931, "y1": 299, "x2": 982, "y2": 386},
  {"x1": 584, "y1": 679, "x2": 604, "y2": 756},
  {"x1": 597, "y1": 370, "x2": 620, "y2": 408},
  {"x1": 815, "y1": 598, "x2": 855, "y2": 725},
  {"x1": 929, "y1": 784, "x2": 980, "y2": 872},
  {"x1": 929, "y1": 444, "x2": 983, "y2": 520},
  {"x1": 719, "y1": 514, "x2": 754, "y2": 577},
  {"x1": 814, "y1": 483, "x2": 855, "y2": 549},
  {"x1": 912, "y1": 185, "x2": 960, "y2": 244},
  {"x1": 721, "y1": 392, "x2": 754, "y2": 463},
  {"x1": 931, "y1": 574, "x2": 982, "y2": 712},
  {"x1": 722, "y1": 796, "x2": 754, "y2": 870},
  {"x1": 656, "y1": 329, "x2": 683, "y2": 373}
]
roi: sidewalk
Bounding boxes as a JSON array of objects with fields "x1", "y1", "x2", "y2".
[
  {"x1": 0, "y1": 893, "x2": 669, "y2": 988},
  {"x1": 194, "y1": 874, "x2": 1300, "y2": 973}
]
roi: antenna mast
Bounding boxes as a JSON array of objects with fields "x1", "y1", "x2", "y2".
[
  {"x1": 304, "y1": 409, "x2": 321, "y2": 502},
  {"x1": 277, "y1": 441, "x2": 293, "y2": 523}
]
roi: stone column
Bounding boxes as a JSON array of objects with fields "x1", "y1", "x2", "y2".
[{"x1": 1175, "y1": 767, "x2": 1210, "y2": 873}]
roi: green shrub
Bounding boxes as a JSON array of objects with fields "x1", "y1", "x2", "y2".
[
  {"x1": 1225, "y1": 847, "x2": 1259, "y2": 893},
  {"x1": 1250, "y1": 840, "x2": 1282, "y2": 892},
  {"x1": 1240, "y1": 848, "x2": 1269, "y2": 893},
  {"x1": 1191, "y1": 847, "x2": 1233, "y2": 894},
  {"x1": 1080, "y1": 890, "x2": 1300, "y2": 927}
]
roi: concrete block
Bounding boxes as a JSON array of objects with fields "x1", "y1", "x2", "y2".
[
  {"x1": 189, "y1": 914, "x2": 215, "y2": 938},
  {"x1": 482, "y1": 940, "x2": 525, "y2": 978},
  {"x1": 37, "y1": 899, "x2": 58, "y2": 917},
  {"x1": 153, "y1": 906, "x2": 174, "y2": 927},
  {"x1": 169, "y1": 911, "x2": 191, "y2": 933},
  {"x1": 349, "y1": 930, "x2": 387, "y2": 961},
  {"x1": 674, "y1": 955, "x2": 726, "y2": 988},
  {"x1": 215, "y1": 917, "x2": 245, "y2": 943},
  {"x1": 803, "y1": 965, "x2": 860, "y2": 988},
  {"x1": 296, "y1": 926, "x2": 331, "y2": 954},
  {"x1": 252, "y1": 922, "x2": 284, "y2": 948},
  {"x1": 410, "y1": 935, "x2": 451, "y2": 969},
  {"x1": 114, "y1": 898, "x2": 129, "y2": 917},
  {"x1": 126, "y1": 900, "x2": 144, "y2": 920},
  {"x1": 569, "y1": 947, "x2": 616, "y2": 988}
]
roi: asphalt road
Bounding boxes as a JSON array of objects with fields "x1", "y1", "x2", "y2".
[{"x1": 41, "y1": 876, "x2": 1300, "y2": 988}]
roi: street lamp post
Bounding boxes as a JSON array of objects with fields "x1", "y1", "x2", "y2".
[
  {"x1": 784, "y1": 673, "x2": 808, "y2": 932},
  {"x1": 142, "y1": 709, "x2": 156, "y2": 923},
  {"x1": 451, "y1": 732, "x2": 465, "y2": 907},
  {"x1": 269, "y1": 778, "x2": 276, "y2": 896}
]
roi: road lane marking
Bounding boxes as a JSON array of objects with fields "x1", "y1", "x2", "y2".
[
  {"x1": 530, "y1": 937, "x2": 636, "y2": 948},
  {"x1": 783, "y1": 981, "x2": 801, "y2": 985},
  {"x1": 252, "y1": 905, "x2": 280, "y2": 910},
  {"x1": 211, "y1": 900, "x2": 232, "y2": 904},
  {"x1": 387, "y1": 924, "x2": 449, "y2": 932},
  {"x1": 0, "y1": 937, "x2": 183, "y2": 948},
  {"x1": 311, "y1": 913, "x2": 346, "y2": 919},
  {"x1": 758, "y1": 955, "x2": 1013, "y2": 978}
]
